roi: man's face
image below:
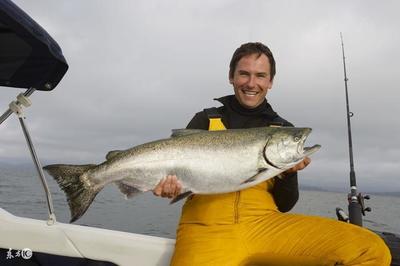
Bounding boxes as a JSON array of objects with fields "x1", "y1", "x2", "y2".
[{"x1": 229, "y1": 53, "x2": 273, "y2": 109}]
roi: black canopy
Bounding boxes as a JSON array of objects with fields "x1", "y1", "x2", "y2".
[{"x1": 0, "y1": 0, "x2": 68, "y2": 91}]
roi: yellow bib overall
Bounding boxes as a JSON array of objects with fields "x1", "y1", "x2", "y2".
[{"x1": 170, "y1": 118, "x2": 391, "y2": 266}]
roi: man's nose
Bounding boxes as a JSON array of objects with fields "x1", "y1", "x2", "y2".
[{"x1": 247, "y1": 75, "x2": 256, "y2": 88}]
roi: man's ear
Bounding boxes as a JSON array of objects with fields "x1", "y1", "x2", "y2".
[
  {"x1": 267, "y1": 79, "x2": 274, "y2": 90},
  {"x1": 229, "y1": 75, "x2": 233, "y2": 84}
]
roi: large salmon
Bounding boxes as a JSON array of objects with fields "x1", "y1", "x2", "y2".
[{"x1": 44, "y1": 127, "x2": 320, "y2": 222}]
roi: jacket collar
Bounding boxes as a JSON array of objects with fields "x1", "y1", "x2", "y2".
[{"x1": 214, "y1": 95, "x2": 278, "y2": 119}]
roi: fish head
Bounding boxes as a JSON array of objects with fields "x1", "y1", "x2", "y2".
[{"x1": 264, "y1": 127, "x2": 321, "y2": 169}]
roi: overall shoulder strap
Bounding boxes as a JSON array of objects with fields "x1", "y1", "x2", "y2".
[{"x1": 203, "y1": 107, "x2": 226, "y2": 131}]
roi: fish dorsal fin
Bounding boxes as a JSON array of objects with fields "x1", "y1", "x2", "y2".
[
  {"x1": 106, "y1": 150, "x2": 123, "y2": 160},
  {"x1": 171, "y1": 129, "x2": 206, "y2": 138}
]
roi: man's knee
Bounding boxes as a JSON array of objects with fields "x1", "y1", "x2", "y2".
[
  {"x1": 373, "y1": 234, "x2": 392, "y2": 265},
  {"x1": 362, "y1": 230, "x2": 392, "y2": 265}
]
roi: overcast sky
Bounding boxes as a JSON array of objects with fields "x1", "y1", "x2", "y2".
[{"x1": 1, "y1": 0, "x2": 399, "y2": 192}]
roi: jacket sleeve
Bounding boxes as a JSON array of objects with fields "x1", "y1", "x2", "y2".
[
  {"x1": 271, "y1": 173, "x2": 299, "y2": 212},
  {"x1": 270, "y1": 117, "x2": 299, "y2": 212}
]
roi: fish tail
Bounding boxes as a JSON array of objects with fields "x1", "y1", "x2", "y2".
[{"x1": 43, "y1": 164, "x2": 98, "y2": 223}]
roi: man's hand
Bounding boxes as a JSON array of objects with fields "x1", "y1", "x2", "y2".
[
  {"x1": 282, "y1": 156, "x2": 311, "y2": 176},
  {"x1": 153, "y1": 175, "x2": 182, "y2": 198}
]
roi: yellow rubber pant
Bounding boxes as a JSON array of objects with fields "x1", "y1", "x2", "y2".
[
  {"x1": 171, "y1": 117, "x2": 391, "y2": 265},
  {"x1": 170, "y1": 182, "x2": 391, "y2": 265}
]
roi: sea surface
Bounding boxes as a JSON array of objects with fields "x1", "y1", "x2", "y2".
[{"x1": 1, "y1": 164, "x2": 399, "y2": 238}]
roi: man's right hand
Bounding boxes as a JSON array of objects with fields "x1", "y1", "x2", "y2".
[{"x1": 153, "y1": 175, "x2": 182, "y2": 198}]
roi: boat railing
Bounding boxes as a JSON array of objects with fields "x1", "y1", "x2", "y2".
[{"x1": 0, "y1": 88, "x2": 56, "y2": 225}]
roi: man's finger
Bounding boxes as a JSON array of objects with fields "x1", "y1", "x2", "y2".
[
  {"x1": 168, "y1": 175, "x2": 177, "y2": 197},
  {"x1": 164, "y1": 175, "x2": 176, "y2": 197},
  {"x1": 296, "y1": 157, "x2": 311, "y2": 171},
  {"x1": 174, "y1": 180, "x2": 182, "y2": 197},
  {"x1": 165, "y1": 175, "x2": 174, "y2": 194},
  {"x1": 303, "y1": 157, "x2": 311, "y2": 167},
  {"x1": 153, "y1": 177, "x2": 167, "y2": 196}
]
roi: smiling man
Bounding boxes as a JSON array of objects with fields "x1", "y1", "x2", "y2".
[{"x1": 154, "y1": 42, "x2": 391, "y2": 265}]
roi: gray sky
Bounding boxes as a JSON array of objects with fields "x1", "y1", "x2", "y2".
[{"x1": 1, "y1": 0, "x2": 399, "y2": 192}]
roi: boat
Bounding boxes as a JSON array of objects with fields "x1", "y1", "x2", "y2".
[
  {"x1": 0, "y1": 1, "x2": 174, "y2": 265},
  {"x1": 0, "y1": 0, "x2": 398, "y2": 265}
]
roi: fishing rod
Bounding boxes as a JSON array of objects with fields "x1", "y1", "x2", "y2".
[{"x1": 336, "y1": 33, "x2": 370, "y2": 226}]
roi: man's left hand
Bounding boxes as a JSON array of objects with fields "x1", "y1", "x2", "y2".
[{"x1": 283, "y1": 156, "x2": 311, "y2": 175}]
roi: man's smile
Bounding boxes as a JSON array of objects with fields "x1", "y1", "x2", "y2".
[{"x1": 241, "y1": 89, "x2": 259, "y2": 96}]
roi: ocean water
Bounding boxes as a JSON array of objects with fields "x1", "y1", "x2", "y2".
[{"x1": 0, "y1": 164, "x2": 399, "y2": 238}]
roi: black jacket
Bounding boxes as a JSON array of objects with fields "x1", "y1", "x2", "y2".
[{"x1": 186, "y1": 95, "x2": 299, "y2": 212}]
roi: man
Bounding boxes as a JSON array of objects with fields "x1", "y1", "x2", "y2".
[{"x1": 154, "y1": 42, "x2": 391, "y2": 265}]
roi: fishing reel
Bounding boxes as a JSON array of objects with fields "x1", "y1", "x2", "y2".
[
  {"x1": 336, "y1": 193, "x2": 371, "y2": 224},
  {"x1": 352, "y1": 193, "x2": 371, "y2": 216}
]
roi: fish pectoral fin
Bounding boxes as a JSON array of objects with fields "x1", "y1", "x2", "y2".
[
  {"x1": 115, "y1": 181, "x2": 142, "y2": 199},
  {"x1": 171, "y1": 129, "x2": 206, "y2": 138},
  {"x1": 241, "y1": 168, "x2": 269, "y2": 185},
  {"x1": 169, "y1": 191, "x2": 193, "y2": 204}
]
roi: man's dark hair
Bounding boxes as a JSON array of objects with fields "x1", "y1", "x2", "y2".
[{"x1": 229, "y1": 42, "x2": 276, "y2": 81}]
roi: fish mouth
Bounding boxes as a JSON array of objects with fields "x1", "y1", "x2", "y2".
[
  {"x1": 301, "y1": 144, "x2": 321, "y2": 157},
  {"x1": 297, "y1": 130, "x2": 321, "y2": 157}
]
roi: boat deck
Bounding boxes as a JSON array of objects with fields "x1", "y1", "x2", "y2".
[{"x1": 376, "y1": 231, "x2": 400, "y2": 266}]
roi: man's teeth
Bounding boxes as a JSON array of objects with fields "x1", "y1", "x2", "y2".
[{"x1": 243, "y1": 91, "x2": 258, "y2": 96}]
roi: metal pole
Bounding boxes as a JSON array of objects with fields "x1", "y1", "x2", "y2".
[
  {"x1": 18, "y1": 116, "x2": 56, "y2": 224},
  {"x1": 340, "y1": 33, "x2": 362, "y2": 226}
]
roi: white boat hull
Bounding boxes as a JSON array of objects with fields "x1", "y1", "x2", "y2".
[{"x1": 0, "y1": 208, "x2": 175, "y2": 265}]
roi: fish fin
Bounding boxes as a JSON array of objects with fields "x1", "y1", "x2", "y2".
[
  {"x1": 169, "y1": 191, "x2": 193, "y2": 204},
  {"x1": 106, "y1": 150, "x2": 124, "y2": 160},
  {"x1": 43, "y1": 164, "x2": 98, "y2": 223},
  {"x1": 241, "y1": 168, "x2": 268, "y2": 184},
  {"x1": 115, "y1": 181, "x2": 142, "y2": 199},
  {"x1": 171, "y1": 129, "x2": 206, "y2": 138}
]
